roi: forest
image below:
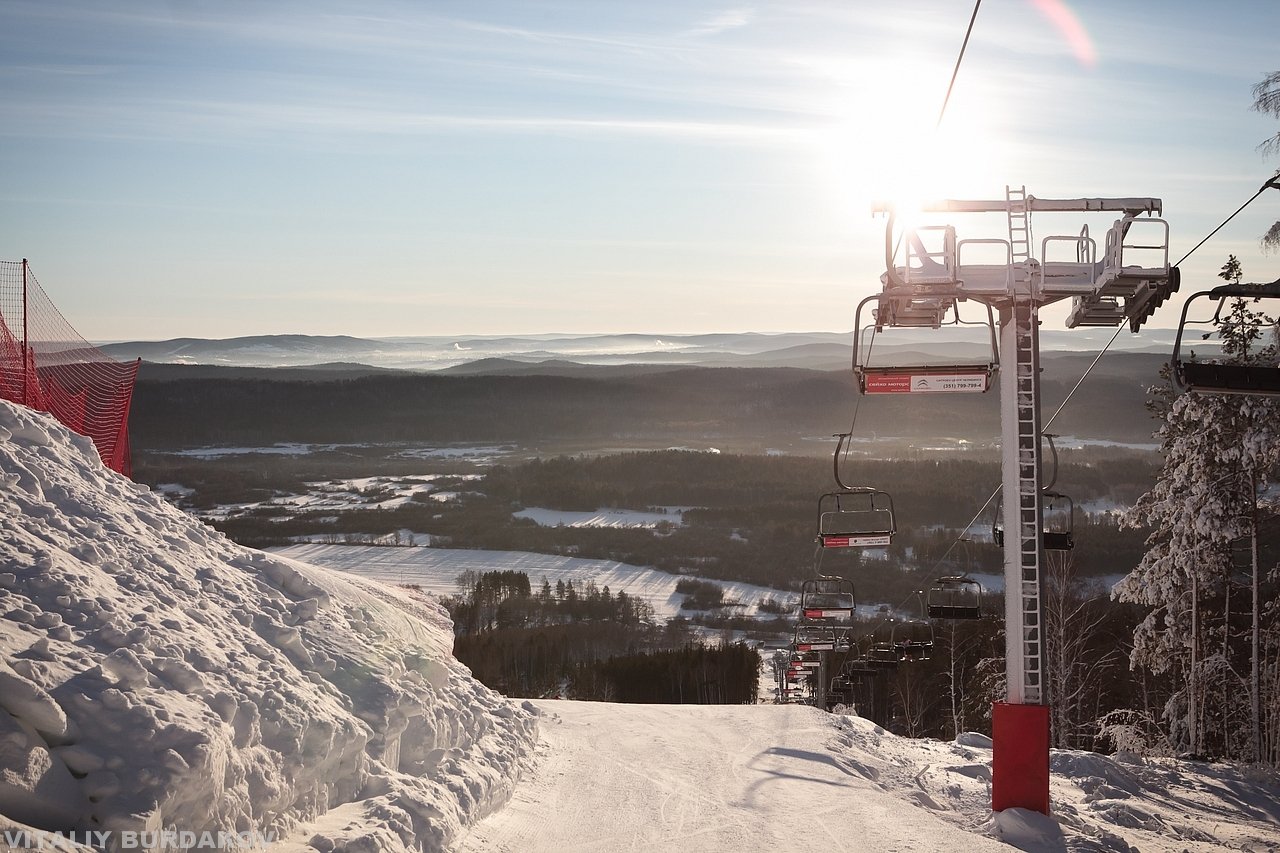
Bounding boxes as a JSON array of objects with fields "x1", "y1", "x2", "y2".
[
  {"x1": 127, "y1": 355, "x2": 1167, "y2": 451},
  {"x1": 144, "y1": 448, "x2": 1159, "y2": 603},
  {"x1": 126, "y1": 321, "x2": 1280, "y2": 762},
  {"x1": 443, "y1": 570, "x2": 759, "y2": 704}
]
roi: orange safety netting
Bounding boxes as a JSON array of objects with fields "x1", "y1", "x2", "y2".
[{"x1": 0, "y1": 260, "x2": 140, "y2": 477}]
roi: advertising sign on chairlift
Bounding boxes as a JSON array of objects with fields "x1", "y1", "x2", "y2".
[
  {"x1": 864, "y1": 372, "x2": 989, "y2": 393},
  {"x1": 803, "y1": 608, "x2": 853, "y2": 620},
  {"x1": 820, "y1": 533, "x2": 892, "y2": 548}
]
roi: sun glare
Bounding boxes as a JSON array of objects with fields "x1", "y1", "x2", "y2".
[{"x1": 809, "y1": 56, "x2": 1010, "y2": 235}]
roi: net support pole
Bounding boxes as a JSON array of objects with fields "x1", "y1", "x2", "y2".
[
  {"x1": 993, "y1": 293, "x2": 1050, "y2": 814},
  {"x1": 21, "y1": 258, "x2": 29, "y2": 407}
]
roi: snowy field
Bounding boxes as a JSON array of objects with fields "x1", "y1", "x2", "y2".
[
  {"x1": 3, "y1": 401, "x2": 1279, "y2": 853},
  {"x1": 512, "y1": 506, "x2": 686, "y2": 529},
  {"x1": 162, "y1": 443, "x2": 516, "y2": 464},
  {"x1": 270, "y1": 543, "x2": 795, "y2": 620}
]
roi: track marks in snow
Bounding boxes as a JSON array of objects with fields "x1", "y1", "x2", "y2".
[{"x1": 453, "y1": 703, "x2": 1011, "y2": 853}]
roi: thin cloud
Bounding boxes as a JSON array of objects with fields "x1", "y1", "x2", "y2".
[{"x1": 686, "y1": 9, "x2": 754, "y2": 37}]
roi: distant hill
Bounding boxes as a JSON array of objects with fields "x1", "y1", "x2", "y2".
[
  {"x1": 103, "y1": 329, "x2": 1183, "y2": 372},
  {"x1": 137, "y1": 361, "x2": 402, "y2": 381},
  {"x1": 129, "y1": 358, "x2": 1169, "y2": 452},
  {"x1": 439, "y1": 358, "x2": 690, "y2": 378},
  {"x1": 102, "y1": 333, "x2": 396, "y2": 365}
]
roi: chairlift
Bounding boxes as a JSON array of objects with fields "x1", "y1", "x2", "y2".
[
  {"x1": 926, "y1": 576, "x2": 984, "y2": 620},
  {"x1": 852, "y1": 292, "x2": 999, "y2": 394},
  {"x1": 865, "y1": 620, "x2": 909, "y2": 666},
  {"x1": 864, "y1": 641, "x2": 900, "y2": 670},
  {"x1": 816, "y1": 490, "x2": 895, "y2": 548},
  {"x1": 828, "y1": 659, "x2": 878, "y2": 712},
  {"x1": 840, "y1": 657, "x2": 877, "y2": 678},
  {"x1": 793, "y1": 622, "x2": 849, "y2": 652},
  {"x1": 892, "y1": 619, "x2": 934, "y2": 661},
  {"x1": 1170, "y1": 280, "x2": 1280, "y2": 396},
  {"x1": 799, "y1": 576, "x2": 856, "y2": 621},
  {"x1": 1041, "y1": 492, "x2": 1074, "y2": 551},
  {"x1": 993, "y1": 491, "x2": 1074, "y2": 551}
]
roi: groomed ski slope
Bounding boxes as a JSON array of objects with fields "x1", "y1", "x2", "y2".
[
  {"x1": 453, "y1": 699, "x2": 1280, "y2": 853},
  {"x1": 455, "y1": 701, "x2": 1012, "y2": 853}
]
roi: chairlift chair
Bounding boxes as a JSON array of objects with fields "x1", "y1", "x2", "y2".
[
  {"x1": 840, "y1": 658, "x2": 878, "y2": 679},
  {"x1": 992, "y1": 491, "x2": 1074, "y2": 551},
  {"x1": 793, "y1": 622, "x2": 848, "y2": 652},
  {"x1": 892, "y1": 619, "x2": 934, "y2": 661},
  {"x1": 829, "y1": 660, "x2": 876, "y2": 710},
  {"x1": 852, "y1": 293, "x2": 999, "y2": 394},
  {"x1": 1170, "y1": 280, "x2": 1280, "y2": 396},
  {"x1": 799, "y1": 576, "x2": 856, "y2": 621},
  {"x1": 866, "y1": 620, "x2": 907, "y2": 667},
  {"x1": 817, "y1": 490, "x2": 895, "y2": 548},
  {"x1": 865, "y1": 642, "x2": 900, "y2": 670},
  {"x1": 788, "y1": 649, "x2": 823, "y2": 671},
  {"x1": 1041, "y1": 491, "x2": 1074, "y2": 551},
  {"x1": 926, "y1": 576, "x2": 984, "y2": 620}
]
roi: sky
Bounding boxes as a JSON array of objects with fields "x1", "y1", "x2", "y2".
[{"x1": 1, "y1": 0, "x2": 1278, "y2": 341}]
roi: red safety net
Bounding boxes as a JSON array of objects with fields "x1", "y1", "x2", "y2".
[{"x1": 0, "y1": 260, "x2": 140, "y2": 477}]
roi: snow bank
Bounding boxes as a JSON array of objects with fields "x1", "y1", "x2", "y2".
[{"x1": 0, "y1": 401, "x2": 537, "y2": 852}]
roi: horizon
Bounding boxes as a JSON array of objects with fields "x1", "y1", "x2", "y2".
[{"x1": 3, "y1": 0, "x2": 1279, "y2": 340}]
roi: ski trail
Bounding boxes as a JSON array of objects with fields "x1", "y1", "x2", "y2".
[{"x1": 451, "y1": 701, "x2": 1011, "y2": 852}]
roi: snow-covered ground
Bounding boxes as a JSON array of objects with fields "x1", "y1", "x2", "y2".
[
  {"x1": 189, "y1": 475, "x2": 484, "y2": 522},
  {"x1": 0, "y1": 402, "x2": 537, "y2": 852},
  {"x1": 270, "y1": 544, "x2": 794, "y2": 620},
  {"x1": 162, "y1": 444, "x2": 515, "y2": 464},
  {"x1": 457, "y1": 702, "x2": 1280, "y2": 853},
  {"x1": 512, "y1": 506, "x2": 685, "y2": 529},
  {"x1": 3, "y1": 400, "x2": 1279, "y2": 853}
]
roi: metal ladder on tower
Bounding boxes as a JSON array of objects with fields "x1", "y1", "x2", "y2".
[
  {"x1": 1007, "y1": 186, "x2": 1032, "y2": 265},
  {"x1": 1012, "y1": 297, "x2": 1044, "y2": 703}
]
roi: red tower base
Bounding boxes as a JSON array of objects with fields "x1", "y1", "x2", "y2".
[{"x1": 991, "y1": 702, "x2": 1050, "y2": 814}]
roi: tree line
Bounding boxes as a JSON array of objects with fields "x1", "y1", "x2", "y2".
[
  {"x1": 128, "y1": 358, "x2": 1167, "y2": 452},
  {"x1": 443, "y1": 570, "x2": 759, "y2": 703}
]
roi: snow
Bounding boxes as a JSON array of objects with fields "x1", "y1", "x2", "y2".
[
  {"x1": 511, "y1": 506, "x2": 685, "y2": 529},
  {"x1": 3, "y1": 398, "x2": 1280, "y2": 853},
  {"x1": 270, "y1": 544, "x2": 791, "y2": 620},
  {"x1": 457, "y1": 703, "x2": 1280, "y2": 852},
  {"x1": 162, "y1": 444, "x2": 514, "y2": 464},
  {"x1": 0, "y1": 401, "x2": 537, "y2": 852}
]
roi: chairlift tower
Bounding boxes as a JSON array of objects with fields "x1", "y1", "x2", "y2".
[{"x1": 869, "y1": 187, "x2": 1178, "y2": 814}]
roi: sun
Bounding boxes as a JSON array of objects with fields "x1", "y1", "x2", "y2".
[{"x1": 808, "y1": 56, "x2": 1012, "y2": 234}]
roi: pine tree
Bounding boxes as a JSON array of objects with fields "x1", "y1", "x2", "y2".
[
  {"x1": 1117, "y1": 268, "x2": 1279, "y2": 758},
  {"x1": 1252, "y1": 73, "x2": 1280, "y2": 250}
]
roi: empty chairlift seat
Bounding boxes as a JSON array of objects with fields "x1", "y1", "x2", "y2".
[
  {"x1": 1041, "y1": 492, "x2": 1074, "y2": 551},
  {"x1": 799, "y1": 576, "x2": 856, "y2": 621},
  {"x1": 852, "y1": 293, "x2": 999, "y2": 395},
  {"x1": 1171, "y1": 280, "x2": 1280, "y2": 396},
  {"x1": 992, "y1": 492, "x2": 1074, "y2": 551},
  {"x1": 927, "y1": 576, "x2": 983, "y2": 620},
  {"x1": 793, "y1": 622, "x2": 847, "y2": 652},
  {"x1": 816, "y1": 491, "x2": 895, "y2": 548}
]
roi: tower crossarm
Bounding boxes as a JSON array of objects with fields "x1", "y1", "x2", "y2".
[
  {"x1": 874, "y1": 192, "x2": 1174, "y2": 330},
  {"x1": 873, "y1": 196, "x2": 1162, "y2": 216}
]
